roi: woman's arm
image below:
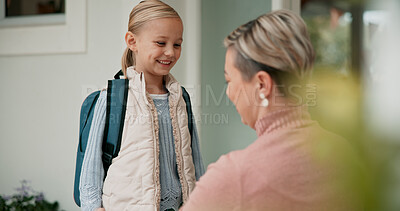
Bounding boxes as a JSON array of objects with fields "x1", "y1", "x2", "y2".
[
  {"x1": 80, "y1": 91, "x2": 106, "y2": 211},
  {"x1": 190, "y1": 118, "x2": 205, "y2": 180},
  {"x1": 180, "y1": 154, "x2": 241, "y2": 211}
]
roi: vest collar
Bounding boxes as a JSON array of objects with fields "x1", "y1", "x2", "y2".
[{"x1": 126, "y1": 66, "x2": 182, "y2": 107}]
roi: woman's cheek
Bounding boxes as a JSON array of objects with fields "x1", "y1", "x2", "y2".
[{"x1": 226, "y1": 84, "x2": 234, "y2": 103}]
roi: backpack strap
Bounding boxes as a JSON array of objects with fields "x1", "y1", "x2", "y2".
[
  {"x1": 114, "y1": 69, "x2": 124, "y2": 79},
  {"x1": 74, "y1": 90, "x2": 101, "y2": 207},
  {"x1": 102, "y1": 78, "x2": 129, "y2": 177},
  {"x1": 78, "y1": 91, "x2": 101, "y2": 152},
  {"x1": 181, "y1": 87, "x2": 193, "y2": 139}
]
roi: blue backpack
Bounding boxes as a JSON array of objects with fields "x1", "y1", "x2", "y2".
[{"x1": 73, "y1": 70, "x2": 194, "y2": 206}]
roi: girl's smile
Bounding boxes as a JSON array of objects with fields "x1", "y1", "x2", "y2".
[{"x1": 127, "y1": 17, "x2": 183, "y2": 78}]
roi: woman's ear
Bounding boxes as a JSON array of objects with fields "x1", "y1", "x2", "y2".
[
  {"x1": 254, "y1": 71, "x2": 273, "y2": 97},
  {"x1": 125, "y1": 31, "x2": 137, "y2": 52}
]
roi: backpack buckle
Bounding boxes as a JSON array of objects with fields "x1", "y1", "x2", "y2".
[{"x1": 102, "y1": 152, "x2": 113, "y2": 167}]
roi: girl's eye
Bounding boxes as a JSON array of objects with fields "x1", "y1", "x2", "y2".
[
  {"x1": 174, "y1": 43, "x2": 181, "y2": 48},
  {"x1": 156, "y1": 42, "x2": 165, "y2": 46}
]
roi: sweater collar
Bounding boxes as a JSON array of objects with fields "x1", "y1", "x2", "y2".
[{"x1": 255, "y1": 106, "x2": 312, "y2": 137}]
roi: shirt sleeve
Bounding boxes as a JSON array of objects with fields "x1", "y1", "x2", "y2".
[
  {"x1": 181, "y1": 153, "x2": 242, "y2": 211},
  {"x1": 79, "y1": 91, "x2": 106, "y2": 211},
  {"x1": 190, "y1": 117, "x2": 205, "y2": 181}
]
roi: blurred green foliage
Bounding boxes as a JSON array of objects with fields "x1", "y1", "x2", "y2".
[
  {"x1": 303, "y1": 4, "x2": 400, "y2": 210},
  {"x1": 304, "y1": 15, "x2": 351, "y2": 74}
]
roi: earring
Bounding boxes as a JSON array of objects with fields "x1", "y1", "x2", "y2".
[{"x1": 259, "y1": 93, "x2": 269, "y2": 108}]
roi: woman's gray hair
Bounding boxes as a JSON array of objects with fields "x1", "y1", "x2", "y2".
[{"x1": 224, "y1": 9, "x2": 315, "y2": 94}]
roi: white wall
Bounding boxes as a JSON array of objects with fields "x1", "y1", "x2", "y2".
[{"x1": 0, "y1": 0, "x2": 198, "y2": 210}]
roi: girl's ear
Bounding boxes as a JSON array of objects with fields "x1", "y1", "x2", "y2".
[
  {"x1": 254, "y1": 71, "x2": 273, "y2": 97},
  {"x1": 125, "y1": 31, "x2": 137, "y2": 52}
]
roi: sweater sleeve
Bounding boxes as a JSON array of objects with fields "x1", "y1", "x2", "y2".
[
  {"x1": 79, "y1": 91, "x2": 106, "y2": 211},
  {"x1": 180, "y1": 153, "x2": 242, "y2": 211},
  {"x1": 190, "y1": 117, "x2": 205, "y2": 181}
]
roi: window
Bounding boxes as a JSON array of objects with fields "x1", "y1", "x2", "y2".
[
  {"x1": 0, "y1": 0, "x2": 86, "y2": 55},
  {"x1": 0, "y1": 0, "x2": 66, "y2": 27},
  {"x1": 300, "y1": 0, "x2": 389, "y2": 139},
  {"x1": 6, "y1": 0, "x2": 65, "y2": 17}
]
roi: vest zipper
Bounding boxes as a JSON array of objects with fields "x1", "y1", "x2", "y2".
[
  {"x1": 147, "y1": 92, "x2": 160, "y2": 211},
  {"x1": 179, "y1": 111, "x2": 189, "y2": 201},
  {"x1": 171, "y1": 102, "x2": 189, "y2": 202}
]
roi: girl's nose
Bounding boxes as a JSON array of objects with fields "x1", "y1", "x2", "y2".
[{"x1": 164, "y1": 46, "x2": 174, "y2": 57}]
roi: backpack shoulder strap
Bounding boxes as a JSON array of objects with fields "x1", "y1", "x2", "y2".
[
  {"x1": 181, "y1": 86, "x2": 193, "y2": 139},
  {"x1": 79, "y1": 91, "x2": 101, "y2": 152},
  {"x1": 74, "y1": 90, "x2": 101, "y2": 206},
  {"x1": 102, "y1": 76, "x2": 129, "y2": 177}
]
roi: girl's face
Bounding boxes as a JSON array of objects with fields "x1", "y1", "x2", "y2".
[{"x1": 132, "y1": 17, "x2": 183, "y2": 77}]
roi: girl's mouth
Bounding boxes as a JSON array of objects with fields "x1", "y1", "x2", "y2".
[{"x1": 157, "y1": 60, "x2": 172, "y2": 65}]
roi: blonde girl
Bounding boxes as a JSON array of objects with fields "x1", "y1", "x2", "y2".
[{"x1": 79, "y1": 1, "x2": 204, "y2": 210}]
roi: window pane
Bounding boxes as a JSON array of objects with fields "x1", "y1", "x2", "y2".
[
  {"x1": 301, "y1": 0, "x2": 351, "y2": 74},
  {"x1": 6, "y1": 0, "x2": 65, "y2": 17}
]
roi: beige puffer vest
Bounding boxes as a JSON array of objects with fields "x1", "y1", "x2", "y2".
[{"x1": 102, "y1": 67, "x2": 196, "y2": 211}]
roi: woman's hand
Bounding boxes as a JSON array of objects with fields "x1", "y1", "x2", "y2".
[{"x1": 96, "y1": 208, "x2": 105, "y2": 211}]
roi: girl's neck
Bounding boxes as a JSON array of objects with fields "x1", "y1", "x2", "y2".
[{"x1": 143, "y1": 72, "x2": 168, "y2": 94}]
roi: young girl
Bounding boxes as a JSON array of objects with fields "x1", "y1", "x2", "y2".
[{"x1": 79, "y1": 1, "x2": 205, "y2": 210}]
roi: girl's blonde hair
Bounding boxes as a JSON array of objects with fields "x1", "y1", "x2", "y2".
[
  {"x1": 224, "y1": 9, "x2": 315, "y2": 95},
  {"x1": 121, "y1": 0, "x2": 181, "y2": 75}
]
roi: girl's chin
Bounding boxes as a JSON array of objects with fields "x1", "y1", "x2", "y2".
[
  {"x1": 157, "y1": 66, "x2": 174, "y2": 73},
  {"x1": 153, "y1": 69, "x2": 172, "y2": 76}
]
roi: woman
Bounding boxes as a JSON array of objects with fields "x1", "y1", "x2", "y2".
[{"x1": 181, "y1": 9, "x2": 363, "y2": 210}]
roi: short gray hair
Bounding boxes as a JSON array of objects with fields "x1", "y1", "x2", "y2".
[{"x1": 224, "y1": 10, "x2": 315, "y2": 95}]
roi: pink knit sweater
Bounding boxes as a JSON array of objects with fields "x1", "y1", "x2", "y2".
[{"x1": 181, "y1": 106, "x2": 363, "y2": 211}]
